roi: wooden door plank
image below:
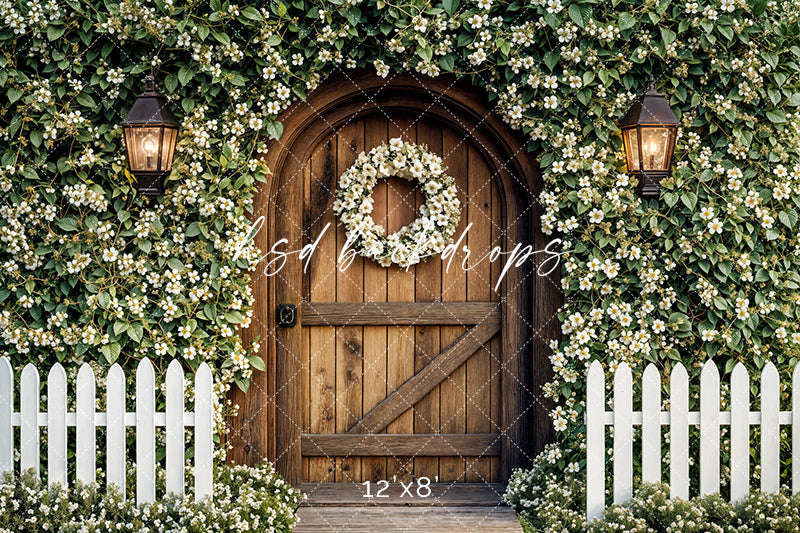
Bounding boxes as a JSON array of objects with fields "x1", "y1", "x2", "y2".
[
  {"x1": 302, "y1": 434, "x2": 500, "y2": 457},
  {"x1": 414, "y1": 120, "x2": 442, "y2": 480},
  {"x1": 489, "y1": 180, "x2": 503, "y2": 481},
  {"x1": 274, "y1": 145, "x2": 305, "y2": 484},
  {"x1": 466, "y1": 143, "x2": 494, "y2": 483},
  {"x1": 439, "y1": 126, "x2": 469, "y2": 483},
  {"x1": 361, "y1": 114, "x2": 388, "y2": 482},
  {"x1": 301, "y1": 302, "x2": 500, "y2": 326},
  {"x1": 348, "y1": 320, "x2": 500, "y2": 435},
  {"x1": 301, "y1": 157, "x2": 311, "y2": 481},
  {"x1": 308, "y1": 137, "x2": 338, "y2": 483},
  {"x1": 335, "y1": 120, "x2": 365, "y2": 482},
  {"x1": 498, "y1": 157, "x2": 533, "y2": 481},
  {"x1": 386, "y1": 114, "x2": 416, "y2": 482},
  {"x1": 298, "y1": 483, "x2": 508, "y2": 506}
]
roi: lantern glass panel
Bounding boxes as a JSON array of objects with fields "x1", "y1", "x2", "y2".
[
  {"x1": 624, "y1": 128, "x2": 640, "y2": 171},
  {"x1": 126, "y1": 126, "x2": 163, "y2": 172},
  {"x1": 159, "y1": 127, "x2": 177, "y2": 171},
  {"x1": 640, "y1": 127, "x2": 671, "y2": 171}
]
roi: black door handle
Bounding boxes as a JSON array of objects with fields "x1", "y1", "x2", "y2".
[{"x1": 276, "y1": 303, "x2": 297, "y2": 327}]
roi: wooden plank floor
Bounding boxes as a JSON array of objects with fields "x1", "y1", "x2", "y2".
[{"x1": 294, "y1": 484, "x2": 522, "y2": 533}]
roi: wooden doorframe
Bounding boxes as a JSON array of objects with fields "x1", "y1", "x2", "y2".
[{"x1": 229, "y1": 71, "x2": 560, "y2": 484}]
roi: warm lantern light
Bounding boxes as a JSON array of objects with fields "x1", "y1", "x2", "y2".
[
  {"x1": 619, "y1": 76, "x2": 679, "y2": 197},
  {"x1": 120, "y1": 74, "x2": 179, "y2": 196}
]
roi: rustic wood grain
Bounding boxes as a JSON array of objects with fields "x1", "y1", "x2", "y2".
[
  {"x1": 413, "y1": 120, "x2": 443, "y2": 481},
  {"x1": 293, "y1": 507, "x2": 523, "y2": 533},
  {"x1": 348, "y1": 320, "x2": 500, "y2": 435},
  {"x1": 308, "y1": 136, "x2": 338, "y2": 483},
  {"x1": 297, "y1": 483, "x2": 508, "y2": 506},
  {"x1": 438, "y1": 126, "x2": 469, "y2": 482},
  {"x1": 466, "y1": 143, "x2": 494, "y2": 483},
  {"x1": 301, "y1": 434, "x2": 500, "y2": 457},
  {"x1": 274, "y1": 138, "x2": 304, "y2": 484},
  {"x1": 361, "y1": 114, "x2": 388, "y2": 482},
  {"x1": 335, "y1": 120, "x2": 365, "y2": 483},
  {"x1": 489, "y1": 181, "x2": 503, "y2": 481},
  {"x1": 302, "y1": 302, "x2": 500, "y2": 326},
  {"x1": 384, "y1": 113, "x2": 417, "y2": 483}
]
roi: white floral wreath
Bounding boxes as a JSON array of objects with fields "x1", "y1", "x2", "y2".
[{"x1": 333, "y1": 138, "x2": 461, "y2": 268}]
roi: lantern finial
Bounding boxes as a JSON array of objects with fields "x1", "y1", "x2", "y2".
[{"x1": 646, "y1": 75, "x2": 657, "y2": 93}]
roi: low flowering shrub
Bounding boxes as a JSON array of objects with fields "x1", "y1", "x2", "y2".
[
  {"x1": 511, "y1": 480, "x2": 800, "y2": 533},
  {"x1": 505, "y1": 443, "x2": 585, "y2": 532},
  {"x1": 0, "y1": 462, "x2": 300, "y2": 533}
]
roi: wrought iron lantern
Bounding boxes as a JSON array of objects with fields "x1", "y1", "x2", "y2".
[
  {"x1": 619, "y1": 76, "x2": 679, "y2": 197},
  {"x1": 120, "y1": 74, "x2": 179, "y2": 196}
]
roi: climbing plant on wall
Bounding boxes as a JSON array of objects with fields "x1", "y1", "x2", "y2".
[{"x1": 1, "y1": 0, "x2": 799, "y2": 497}]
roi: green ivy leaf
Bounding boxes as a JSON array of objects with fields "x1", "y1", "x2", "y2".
[
  {"x1": 55, "y1": 216, "x2": 78, "y2": 232},
  {"x1": 8, "y1": 88, "x2": 22, "y2": 104},
  {"x1": 164, "y1": 74, "x2": 178, "y2": 93},
  {"x1": 778, "y1": 209, "x2": 798, "y2": 229},
  {"x1": 766, "y1": 109, "x2": 786, "y2": 123},
  {"x1": 113, "y1": 321, "x2": 129, "y2": 336},
  {"x1": 178, "y1": 66, "x2": 194, "y2": 86},
  {"x1": 680, "y1": 191, "x2": 697, "y2": 211},
  {"x1": 97, "y1": 291, "x2": 110, "y2": 309},
  {"x1": 442, "y1": 0, "x2": 459, "y2": 16},
  {"x1": 568, "y1": 4, "x2": 585, "y2": 27},
  {"x1": 235, "y1": 377, "x2": 250, "y2": 393},
  {"x1": 241, "y1": 6, "x2": 262, "y2": 20},
  {"x1": 543, "y1": 50, "x2": 560, "y2": 71},
  {"x1": 30, "y1": 130, "x2": 43, "y2": 148},
  {"x1": 249, "y1": 355, "x2": 266, "y2": 372},
  {"x1": 47, "y1": 25, "x2": 65, "y2": 41},
  {"x1": 439, "y1": 53, "x2": 455, "y2": 72},
  {"x1": 128, "y1": 323, "x2": 143, "y2": 343},
  {"x1": 618, "y1": 13, "x2": 636, "y2": 31},
  {"x1": 225, "y1": 311, "x2": 244, "y2": 324},
  {"x1": 265, "y1": 121, "x2": 283, "y2": 139}
]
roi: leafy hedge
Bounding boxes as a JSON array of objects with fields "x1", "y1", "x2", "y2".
[
  {"x1": 516, "y1": 481, "x2": 800, "y2": 533},
  {"x1": 1, "y1": 0, "x2": 800, "y2": 505},
  {"x1": 0, "y1": 463, "x2": 300, "y2": 533}
]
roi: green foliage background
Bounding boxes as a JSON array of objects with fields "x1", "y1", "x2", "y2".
[{"x1": 1, "y1": 0, "x2": 800, "y2": 501}]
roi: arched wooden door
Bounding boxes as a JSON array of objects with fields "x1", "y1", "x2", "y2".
[{"x1": 231, "y1": 72, "x2": 559, "y2": 485}]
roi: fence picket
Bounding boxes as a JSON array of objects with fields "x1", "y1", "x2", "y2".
[
  {"x1": 730, "y1": 363, "x2": 750, "y2": 501},
  {"x1": 613, "y1": 362, "x2": 633, "y2": 504},
  {"x1": 761, "y1": 363, "x2": 780, "y2": 492},
  {"x1": 0, "y1": 357, "x2": 213, "y2": 502},
  {"x1": 794, "y1": 364, "x2": 799, "y2": 495},
  {"x1": 107, "y1": 364, "x2": 126, "y2": 498},
  {"x1": 0, "y1": 357, "x2": 12, "y2": 477},
  {"x1": 670, "y1": 363, "x2": 689, "y2": 500},
  {"x1": 585, "y1": 361, "x2": 605, "y2": 522},
  {"x1": 47, "y1": 364, "x2": 68, "y2": 487},
  {"x1": 20, "y1": 364, "x2": 39, "y2": 477},
  {"x1": 586, "y1": 359, "x2": 799, "y2": 523},
  {"x1": 76, "y1": 364, "x2": 96, "y2": 484},
  {"x1": 136, "y1": 358, "x2": 156, "y2": 505},
  {"x1": 195, "y1": 362, "x2": 213, "y2": 502},
  {"x1": 641, "y1": 364, "x2": 661, "y2": 484},
  {"x1": 700, "y1": 360, "x2": 720, "y2": 495},
  {"x1": 166, "y1": 360, "x2": 184, "y2": 495}
]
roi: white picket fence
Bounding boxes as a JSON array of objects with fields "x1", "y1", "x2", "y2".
[
  {"x1": 0, "y1": 357, "x2": 213, "y2": 504},
  {"x1": 586, "y1": 360, "x2": 800, "y2": 522}
]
